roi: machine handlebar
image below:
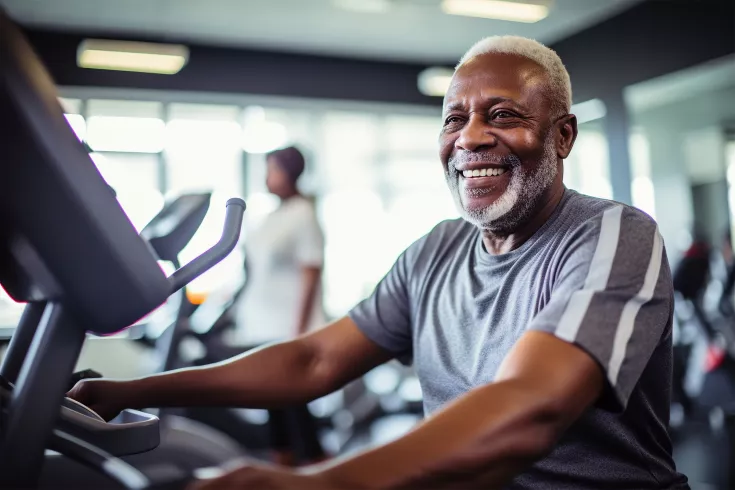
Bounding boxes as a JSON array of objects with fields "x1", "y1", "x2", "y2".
[{"x1": 167, "y1": 198, "x2": 245, "y2": 294}]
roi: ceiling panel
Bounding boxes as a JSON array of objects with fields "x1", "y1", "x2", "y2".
[{"x1": 0, "y1": 0, "x2": 643, "y2": 63}]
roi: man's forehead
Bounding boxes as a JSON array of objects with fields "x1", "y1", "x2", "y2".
[{"x1": 444, "y1": 53, "x2": 549, "y2": 109}]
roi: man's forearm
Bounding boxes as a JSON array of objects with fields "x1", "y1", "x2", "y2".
[
  {"x1": 316, "y1": 380, "x2": 562, "y2": 490},
  {"x1": 124, "y1": 338, "x2": 331, "y2": 410}
]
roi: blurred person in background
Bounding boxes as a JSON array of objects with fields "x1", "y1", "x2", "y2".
[
  {"x1": 673, "y1": 227, "x2": 715, "y2": 340},
  {"x1": 234, "y1": 145, "x2": 327, "y2": 466},
  {"x1": 719, "y1": 230, "x2": 735, "y2": 317},
  {"x1": 235, "y1": 145, "x2": 325, "y2": 345}
]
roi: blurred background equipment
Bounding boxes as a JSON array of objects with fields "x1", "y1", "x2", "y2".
[{"x1": 0, "y1": 0, "x2": 733, "y2": 488}]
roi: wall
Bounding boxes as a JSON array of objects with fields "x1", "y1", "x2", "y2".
[{"x1": 631, "y1": 85, "x2": 735, "y2": 254}]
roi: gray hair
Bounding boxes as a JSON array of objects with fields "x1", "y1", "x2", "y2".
[{"x1": 457, "y1": 36, "x2": 572, "y2": 116}]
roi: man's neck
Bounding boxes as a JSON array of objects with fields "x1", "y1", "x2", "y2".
[
  {"x1": 279, "y1": 190, "x2": 300, "y2": 202},
  {"x1": 481, "y1": 184, "x2": 565, "y2": 255}
]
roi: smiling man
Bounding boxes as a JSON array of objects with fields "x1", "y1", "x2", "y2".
[{"x1": 69, "y1": 36, "x2": 689, "y2": 490}]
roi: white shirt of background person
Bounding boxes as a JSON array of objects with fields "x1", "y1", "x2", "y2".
[{"x1": 233, "y1": 148, "x2": 325, "y2": 346}]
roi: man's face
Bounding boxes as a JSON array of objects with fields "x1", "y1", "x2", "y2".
[{"x1": 439, "y1": 52, "x2": 563, "y2": 232}]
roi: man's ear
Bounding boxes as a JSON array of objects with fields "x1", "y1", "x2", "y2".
[{"x1": 557, "y1": 114, "x2": 578, "y2": 160}]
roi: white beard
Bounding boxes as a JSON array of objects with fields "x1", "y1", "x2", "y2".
[{"x1": 446, "y1": 136, "x2": 558, "y2": 231}]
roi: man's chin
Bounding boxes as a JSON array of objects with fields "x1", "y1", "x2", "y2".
[
  {"x1": 460, "y1": 190, "x2": 504, "y2": 213},
  {"x1": 456, "y1": 190, "x2": 521, "y2": 229}
]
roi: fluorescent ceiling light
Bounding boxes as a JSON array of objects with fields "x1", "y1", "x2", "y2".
[
  {"x1": 417, "y1": 67, "x2": 455, "y2": 97},
  {"x1": 78, "y1": 39, "x2": 189, "y2": 74},
  {"x1": 333, "y1": 0, "x2": 391, "y2": 13},
  {"x1": 442, "y1": 0, "x2": 549, "y2": 23}
]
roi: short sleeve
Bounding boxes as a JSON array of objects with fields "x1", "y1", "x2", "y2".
[
  {"x1": 348, "y1": 250, "x2": 413, "y2": 364},
  {"x1": 293, "y1": 204, "x2": 324, "y2": 267},
  {"x1": 529, "y1": 205, "x2": 672, "y2": 412}
]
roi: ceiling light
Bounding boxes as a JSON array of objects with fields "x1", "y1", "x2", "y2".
[
  {"x1": 417, "y1": 67, "x2": 455, "y2": 97},
  {"x1": 333, "y1": 0, "x2": 392, "y2": 13},
  {"x1": 441, "y1": 0, "x2": 550, "y2": 23},
  {"x1": 77, "y1": 39, "x2": 189, "y2": 74}
]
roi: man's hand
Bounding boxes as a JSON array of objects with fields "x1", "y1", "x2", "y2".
[
  {"x1": 187, "y1": 461, "x2": 345, "y2": 490},
  {"x1": 66, "y1": 379, "x2": 133, "y2": 421}
]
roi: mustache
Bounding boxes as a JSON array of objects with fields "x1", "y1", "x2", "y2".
[{"x1": 447, "y1": 151, "x2": 522, "y2": 172}]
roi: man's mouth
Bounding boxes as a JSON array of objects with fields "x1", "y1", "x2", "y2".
[{"x1": 460, "y1": 167, "x2": 508, "y2": 178}]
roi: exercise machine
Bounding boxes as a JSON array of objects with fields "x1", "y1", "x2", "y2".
[{"x1": 0, "y1": 9, "x2": 241, "y2": 488}]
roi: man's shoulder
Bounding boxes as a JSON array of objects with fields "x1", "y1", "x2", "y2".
[
  {"x1": 401, "y1": 217, "x2": 475, "y2": 265},
  {"x1": 420, "y1": 217, "x2": 476, "y2": 247},
  {"x1": 561, "y1": 190, "x2": 658, "y2": 235}
]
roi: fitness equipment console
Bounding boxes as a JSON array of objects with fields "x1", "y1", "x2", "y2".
[{"x1": 0, "y1": 9, "x2": 244, "y2": 488}]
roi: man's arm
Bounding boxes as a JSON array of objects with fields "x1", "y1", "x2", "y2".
[
  {"x1": 315, "y1": 331, "x2": 603, "y2": 490},
  {"x1": 295, "y1": 265, "x2": 322, "y2": 336},
  {"x1": 70, "y1": 317, "x2": 392, "y2": 416}
]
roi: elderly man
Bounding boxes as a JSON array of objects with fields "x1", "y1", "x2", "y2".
[{"x1": 69, "y1": 36, "x2": 689, "y2": 490}]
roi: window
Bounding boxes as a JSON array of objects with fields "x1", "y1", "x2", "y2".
[
  {"x1": 317, "y1": 112, "x2": 456, "y2": 319},
  {"x1": 90, "y1": 153, "x2": 163, "y2": 231},
  {"x1": 1, "y1": 95, "x2": 450, "y2": 331},
  {"x1": 165, "y1": 104, "x2": 246, "y2": 296},
  {"x1": 630, "y1": 128, "x2": 656, "y2": 219},
  {"x1": 564, "y1": 121, "x2": 613, "y2": 199}
]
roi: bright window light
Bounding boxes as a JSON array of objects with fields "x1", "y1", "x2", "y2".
[
  {"x1": 166, "y1": 119, "x2": 242, "y2": 155},
  {"x1": 629, "y1": 130, "x2": 656, "y2": 219},
  {"x1": 86, "y1": 116, "x2": 165, "y2": 153},
  {"x1": 64, "y1": 114, "x2": 86, "y2": 141},
  {"x1": 442, "y1": 0, "x2": 550, "y2": 23},
  {"x1": 77, "y1": 39, "x2": 188, "y2": 75},
  {"x1": 242, "y1": 107, "x2": 288, "y2": 154},
  {"x1": 571, "y1": 98, "x2": 607, "y2": 124}
]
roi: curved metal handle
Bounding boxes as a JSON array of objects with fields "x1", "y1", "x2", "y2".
[{"x1": 167, "y1": 198, "x2": 245, "y2": 294}]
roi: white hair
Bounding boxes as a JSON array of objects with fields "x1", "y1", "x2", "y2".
[{"x1": 456, "y1": 36, "x2": 572, "y2": 116}]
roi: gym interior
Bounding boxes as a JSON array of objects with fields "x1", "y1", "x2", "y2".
[{"x1": 0, "y1": 0, "x2": 734, "y2": 489}]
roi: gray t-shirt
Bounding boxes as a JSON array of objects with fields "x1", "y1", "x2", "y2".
[{"x1": 349, "y1": 189, "x2": 689, "y2": 490}]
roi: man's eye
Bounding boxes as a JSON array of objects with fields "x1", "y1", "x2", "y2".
[
  {"x1": 493, "y1": 110, "x2": 515, "y2": 120},
  {"x1": 444, "y1": 116, "x2": 463, "y2": 125}
]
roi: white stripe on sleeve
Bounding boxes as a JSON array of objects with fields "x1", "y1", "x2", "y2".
[
  {"x1": 555, "y1": 205, "x2": 623, "y2": 342},
  {"x1": 607, "y1": 228, "x2": 664, "y2": 385},
  {"x1": 556, "y1": 206, "x2": 623, "y2": 342}
]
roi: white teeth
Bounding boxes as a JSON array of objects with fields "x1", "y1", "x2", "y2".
[{"x1": 462, "y1": 167, "x2": 508, "y2": 178}]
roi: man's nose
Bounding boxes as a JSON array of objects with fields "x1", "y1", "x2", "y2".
[{"x1": 455, "y1": 115, "x2": 497, "y2": 152}]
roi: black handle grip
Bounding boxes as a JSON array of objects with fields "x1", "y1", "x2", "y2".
[{"x1": 168, "y1": 198, "x2": 245, "y2": 294}]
